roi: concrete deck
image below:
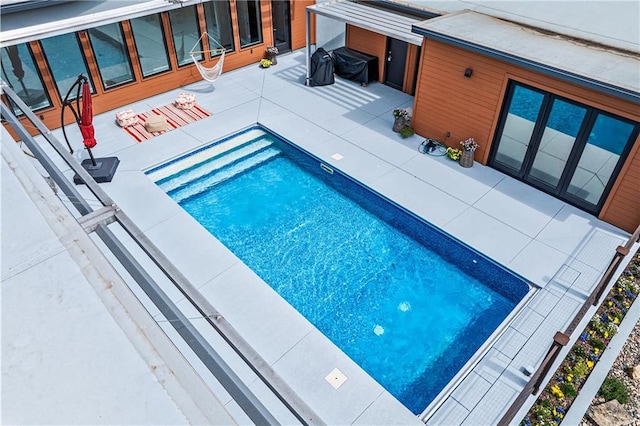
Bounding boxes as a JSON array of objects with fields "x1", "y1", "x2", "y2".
[{"x1": 3, "y1": 50, "x2": 632, "y2": 425}]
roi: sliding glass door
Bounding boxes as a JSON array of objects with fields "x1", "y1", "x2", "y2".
[{"x1": 490, "y1": 81, "x2": 639, "y2": 213}]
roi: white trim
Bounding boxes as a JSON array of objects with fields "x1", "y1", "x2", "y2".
[
  {"x1": 307, "y1": 0, "x2": 424, "y2": 46},
  {"x1": 0, "y1": 0, "x2": 202, "y2": 47}
]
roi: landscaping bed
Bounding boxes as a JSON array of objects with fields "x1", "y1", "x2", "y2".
[{"x1": 522, "y1": 250, "x2": 640, "y2": 426}]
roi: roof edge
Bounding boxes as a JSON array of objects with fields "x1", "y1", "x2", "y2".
[{"x1": 412, "y1": 24, "x2": 640, "y2": 105}]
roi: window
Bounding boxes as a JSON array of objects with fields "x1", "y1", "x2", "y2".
[
  {"x1": 566, "y1": 113, "x2": 637, "y2": 205},
  {"x1": 528, "y1": 99, "x2": 587, "y2": 188},
  {"x1": 203, "y1": 1, "x2": 235, "y2": 55},
  {"x1": 40, "y1": 33, "x2": 94, "y2": 99},
  {"x1": 130, "y1": 13, "x2": 171, "y2": 77},
  {"x1": 236, "y1": 0, "x2": 263, "y2": 48},
  {"x1": 168, "y1": 5, "x2": 202, "y2": 67},
  {"x1": 88, "y1": 23, "x2": 135, "y2": 89},
  {"x1": 1, "y1": 43, "x2": 51, "y2": 113},
  {"x1": 490, "y1": 81, "x2": 640, "y2": 213},
  {"x1": 492, "y1": 84, "x2": 544, "y2": 173}
]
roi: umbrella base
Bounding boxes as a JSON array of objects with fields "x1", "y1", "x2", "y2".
[{"x1": 73, "y1": 157, "x2": 120, "y2": 185}]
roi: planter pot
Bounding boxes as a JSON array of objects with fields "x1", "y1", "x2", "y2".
[
  {"x1": 392, "y1": 117, "x2": 407, "y2": 133},
  {"x1": 267, "y1": 53, "x2": 277, "y2": 65},
  {"x1": 459, "y1": 149, "x2": 475, "y2": 168}
]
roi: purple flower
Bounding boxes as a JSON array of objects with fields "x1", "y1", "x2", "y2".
[
  {"x1": 557, "y1": 407, "x2": 566, "y2": 414},
  {"x1": 579, "y1": 333, "x2": 588, "y2": 342}
]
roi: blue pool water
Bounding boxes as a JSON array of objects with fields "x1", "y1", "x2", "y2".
[{"x1": 149, "y1": 127, "x2": 529, "y2": 414}]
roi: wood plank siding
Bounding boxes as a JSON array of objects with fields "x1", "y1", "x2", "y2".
[
  {"x1": 4, "y1": 1, "x2": 312, "y2": 135},
  {"x1": 403, "y1": 44, "x2": 420, "y2": 94},
  {"x1": 412, "y1": 39, "x2": 640, "y2": 232},
  {"x1": 291, "y1": 0, "x2": 316, "y2": 49},
  {"x1": 346, "y1": 26, "x2": 386, "y2": 83},
  {"x1": 600, "y1": 139, "x2": 640, "y2": 232}
]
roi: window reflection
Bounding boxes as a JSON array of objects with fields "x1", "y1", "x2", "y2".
[
  {"x1": 130, "y1": 14, "x2": 171, "y2": 77},
  {"x1": 41, "y1": 33, "x2": 93, "y2": 99},
  {"x1": 529, "y1": 99, "x2": 587, "y2": 188},
  {"x1": 236, "y1": 0, "x2": 263, "y2": 48},
  {"x1": 168, "y1": 5, "x2": 202, "y2": 67},
  {"x1": 567, "y1": 114, "x2": 636, "y2": 205},
  {"x1": 494, "y1": 85, "x2": 544, "y2": 171},
  {"x1": 88, "y1": 23, "x2": 135, "y2": 89},
  {"x1": 1, "y1": 43, "x2": 51, "y2": 112},
  {"x1": 203, "y1": 1, "x2": 234, "y2": 55}
]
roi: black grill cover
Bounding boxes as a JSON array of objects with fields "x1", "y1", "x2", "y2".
[
  {"x1": 332, "y1": 47, "x2": 378, "y2": 85},
  {"x1": 310, "y1": 48, "x2": 335, "y2": 87}
]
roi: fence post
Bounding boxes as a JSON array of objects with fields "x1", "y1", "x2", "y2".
[
  {"x1": 532, "y1": 332, "x2": 570, "y2": 394},
  {"x1": 592, "y1": 246, "x2": 629, "y2": 306}
]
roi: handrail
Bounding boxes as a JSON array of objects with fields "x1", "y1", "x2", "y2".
[
  {"x1": 1, "y1": 83, "x2": 323, "y2": 426},
  {"x1": 497, "y1": 224, "x2": 640, "y2": 425}
]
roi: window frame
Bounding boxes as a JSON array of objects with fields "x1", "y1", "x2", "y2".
[
  {"x1": 489, "y1": 80, "x2": 640, "y2": 214},
  {"x1": 86, "y1": 22, "x2": 136, "y2": 90}
]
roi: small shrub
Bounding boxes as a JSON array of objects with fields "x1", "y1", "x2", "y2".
[
  {"x1": 570, "y1": 359, "x2": 590, "y2": 379},
  {"x1": 590, "y1": 338, "x2": 605, "y2": 350},
  {"x1": 573, "y1": 345, "x2": 588, "y2": 358},
  {"x1": 599, "y1": 377, "x2": 629, "y2": 404},
  {"x1": 531, "y1": 404, "x2": 553, "y2": 421},
  {"x1": 560, "y1": 382, "x2": 577, "y2": 399},
  {"x1": 399, "y1": 126, "x2": 415, "y2": 138}
]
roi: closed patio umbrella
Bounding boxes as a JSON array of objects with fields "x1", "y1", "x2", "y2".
[
  {"x1": 63, "y1": 74, "x2": 119, "y2": 184},
  {"x1": 79, "y1": 80, "x2": 97, "y2": 166}
]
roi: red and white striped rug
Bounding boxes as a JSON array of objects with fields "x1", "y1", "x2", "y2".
[{"x1": 122, "y1": 104, "x2": 211, "y2": 142}]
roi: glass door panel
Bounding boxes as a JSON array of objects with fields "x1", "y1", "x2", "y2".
[
  {"x1": 1, "y1": 43, "x2": 52, "y2": 113},
  {"x1": 236, "y1": 0, "x2": 263, "y2": 48},
  {"x1": 204, "y1": 1, "x2": 234, "y2": 54},
  {"x1": 528, "y1": 99, "x2": 586, "y2": 188},
  {"x1": 493, "y1": 85, "x2": 544, "y2": 173},
  {"x1": 130, "y1": 14, "x2": 171, "y2": 77},
  {"x1": 41, "y1": 33, "x2": 94, "y2": 99},
  {"x1": 566, "y1": 114, "x2": 636, "y2": 205},
  {"x1": 88, "y1": 23, "x2": 135, "y2": 89},
  {"x1": 168, "y1": 5, "x2": 202, "y2": 67}
]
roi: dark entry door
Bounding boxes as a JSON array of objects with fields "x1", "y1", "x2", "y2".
[
  {"x1": 384, "y1": 37, "x2": 407, "y2": 90},
  {"x1": 271, "y1": 0, "x2": 291, "y2": 53}
]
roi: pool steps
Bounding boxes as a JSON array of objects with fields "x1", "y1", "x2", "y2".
[
  {"x1": 153, "y1": 130, "x2": 281, "y2": 203},
  {"x1": 148, "y1": 128, "x2": 268, "y2": 183}
]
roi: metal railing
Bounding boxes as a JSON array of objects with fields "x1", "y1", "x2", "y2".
[
  {"x1": 1, "y1": 83, "x2": 324, "y2": 426},
  {"x1": 498, "y1": 224, "x2": 640, "y2": 425}
]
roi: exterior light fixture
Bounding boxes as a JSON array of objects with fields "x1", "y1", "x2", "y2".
[{"x1": 464, "y1": 68, "x2": 473, "y2": 78}]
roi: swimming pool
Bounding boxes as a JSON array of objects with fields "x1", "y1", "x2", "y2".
[{"x1": 148, "y1": 126, "x2": 530, "y2": 414}]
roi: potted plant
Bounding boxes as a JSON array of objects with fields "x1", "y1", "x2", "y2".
[
  {"x1": 260, "y1": 59, "x2": 272, "y2": 68},
  {"x1": 459, "y1": 137, "x2": 478, "y2": 168},
  {"x1": 392, "y1": 108, "x2": 410, "y2": 132},
  {"x1": 446, "y1": 147, "x2": 462, "y2": 161},
  {"x1": 399, "y1": 126, "x2": 415, "y2": 139},
  {"x1": 265, "y1": 46, "x2": 278, "y2": 65}
]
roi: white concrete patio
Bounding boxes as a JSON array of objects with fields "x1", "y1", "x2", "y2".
[{"x1": 5, "y1": 49, "x2": 632, "y2": 425}]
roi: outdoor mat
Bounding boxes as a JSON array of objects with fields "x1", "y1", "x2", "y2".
[{"x1": 122, "y1": 104, "x2": 211, "y2": 142}]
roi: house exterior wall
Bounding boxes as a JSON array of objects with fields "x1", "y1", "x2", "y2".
[
  {"x1": 345, "y1": 25, "x2": 386, "y2": 83},
  {"x1": 4, "y1": 1, "x2": 312, "y2": 134},
  {"x1": 346, "y1": 25, "x2": 420, "y2": 94},
  {"x1": 412, "y1": 39, "x2": 640, "y2": 232},
  {"x1": 291, "y1": 0, "x2": 316, "y2": 49}
]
